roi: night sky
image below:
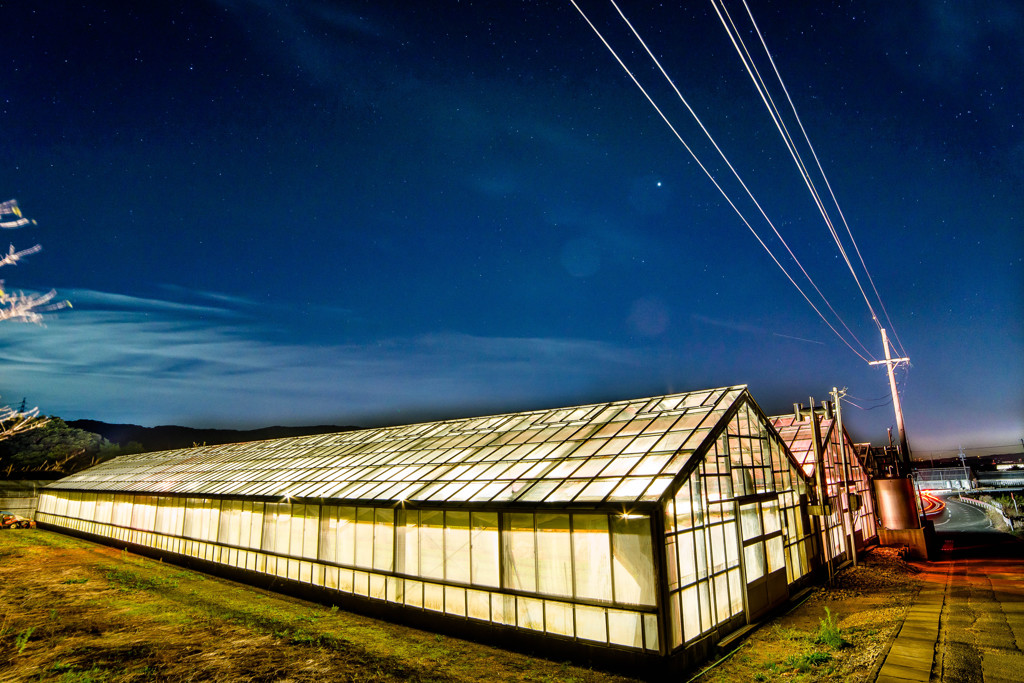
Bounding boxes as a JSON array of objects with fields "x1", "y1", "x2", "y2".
[{"x1": 2, "y1": 1, "x2": 1021, "y2": 458}]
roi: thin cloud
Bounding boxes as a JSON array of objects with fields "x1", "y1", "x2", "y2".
[
  {"x1": 692, "y1": 313, "x2": 825, "y2": 345},
  {"x1": 5, "y1": 288, "x2": 641, "y2": 428}
]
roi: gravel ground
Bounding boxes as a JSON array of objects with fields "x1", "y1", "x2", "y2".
[{"x1": 691, "y1": 546, "x2": 921, "y2": 683}]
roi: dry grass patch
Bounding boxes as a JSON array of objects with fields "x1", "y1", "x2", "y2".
[{"x1": 0, "y1": 530, "x2": 639, "y2": 683}]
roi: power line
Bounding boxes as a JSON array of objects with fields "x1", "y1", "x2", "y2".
[
  {"x1": 571, "y1": 0, "x2": 876, "y2": 363},
  {"x1": 712, "y1": 0, "x2": 906, "y2": 359}
]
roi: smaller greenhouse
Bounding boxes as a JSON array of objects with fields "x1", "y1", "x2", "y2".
[
  {"x1": 38, "y1": 385, "x2": 843, "y2": 669},
  {"x1": 771, "y1": 409, "x2": 878, "y2": 564}
]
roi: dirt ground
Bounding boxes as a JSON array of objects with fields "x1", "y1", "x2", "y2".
[
  {"x1": 0, "y1": 530, "x2": 919, "y2": 682},
  {"x1": 691, "y1": 547, "x2": 921, "y2": 682}
]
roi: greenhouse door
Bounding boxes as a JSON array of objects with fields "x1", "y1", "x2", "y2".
[{"x1": 738, "y1": 496, "x2": 789, "y2": 622}]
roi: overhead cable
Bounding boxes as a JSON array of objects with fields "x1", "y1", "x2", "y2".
[
  {"x1": 570, "y1": 0, "x2": 874, "y2": 363},
  {"x1": 726, "y1": 0, "x2": 909, "y2": 358}
]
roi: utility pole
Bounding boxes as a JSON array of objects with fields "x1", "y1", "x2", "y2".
[
  {"x1": 958, "y1": 445, "x2": 969, "y2": 490},
  {"x1": 807, "y1": 404, "x2": 835, "y2": 583},
  {"x1": 868, "y1": 328, "x2": 910, "y2": 470},
  {"x1": 831, "y1": 386, "x2": 857, "y2": 567}
]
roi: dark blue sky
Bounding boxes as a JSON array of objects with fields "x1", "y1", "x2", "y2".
[{"x1": 2, "y1": 1, "x2": 1021, "y2": 458}]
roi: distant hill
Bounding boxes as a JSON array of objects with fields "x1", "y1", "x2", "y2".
[{"x1": 66, "y1": 420, "x2": 359, "y2": 454}]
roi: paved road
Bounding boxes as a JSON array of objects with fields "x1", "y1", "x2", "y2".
[{"x1": 933, "y1": 496, "x2": 998, "y2": 533}]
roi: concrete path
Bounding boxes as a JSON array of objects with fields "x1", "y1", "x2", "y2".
[{"x1": 875, "y1": 531, "x2": 1024, "y2": 683}]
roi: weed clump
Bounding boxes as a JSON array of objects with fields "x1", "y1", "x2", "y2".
[
  {"x1": 814, "y1": 607, "x2": 850, "y2": 649},
  {"x1": 104, "y1": 567, "x2": 177, "y2": 592},
  {"x1": 784, "y1": 650, "x2": 832, "y2": 672}
]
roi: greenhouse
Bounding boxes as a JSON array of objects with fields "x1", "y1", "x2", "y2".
[
  {"x1": 770, "y1": 410, "x2": 878, "y2": 563},
  {"x1": 37, "y1": 385, "x2": 836, "y2": 668}
]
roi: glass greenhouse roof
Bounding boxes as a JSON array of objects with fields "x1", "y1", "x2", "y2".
[
  {"x1": 770, "y1": 415, "x2": 842, "y2": 477},
  {"x1": 48, "y1": 386, "x2": 750, "y2": 507}
]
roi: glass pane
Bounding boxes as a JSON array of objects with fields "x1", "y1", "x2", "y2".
[
  {"x1": 467, "y1": 589, "x2": 489, "y2": 621},
  {"x1": 728, "y1": 568, "x2": 744, "y2": 616},
  {"x1": 708, "y1": 523, "x2": 727, "y2": 574},
  {"x1": 424, "y1": 582, "x2": 443, "y2": 611},
  {"x1": 355, "y1": 508, "x2": 374, "y2": 568},
  {"x1": 419, "y1": 510, "x2": 445, "y2": 580},
  {"x1": 502, "y1": 513, "x2": 536, "y2": 592},
  {"x1": 607, "y1": 609, "x2": 643, "y2": 648},
  {"x1": 373, "y1": 508, "x2": 394, "y2": 571},
  {"x1": 698, "y1": 580, "x2": 712, "y2": 632},
  {"x1": 684, "y1": 585, "x2": 700, "y2": 643},
  {"x1": 762, "y1": 499, "x2": 781, "y2": 534},
  {"x1": 575, "y1": 604, "x2": 607, "y2": 644},
  {"x1": 611, "y1": 516, "x2": 655, "y2": 606},
  {"x1": 535, "y1": 514, "x2": 572, "y2": 597},
  {"x1": 319, "y1": 505, "x2": 337, "y2": 563},
  {"x1": 714, "y1": 573, "x2": 730, "y2": 623},
  {"x1": 739, "y1": 503, "x2": 762, "y2": 540},
  {"x1": 399, "y1": 510, "x2": 418, "y2": 575},
  {"x1": 303, "y1": 505, "x2": 319, "y2": 557},
  {"x1": 744, "y1": 542, "x2": 765, "y2": 580},
  {"x1": 572, "y1": 514, "x2": 611, "y2": 601},
  {"x1": 665, "y1": 536, "x2": 678, "y2": 591},
  {"x1": 545, "y1": 600, "x2": 573, "y2": 637},
  {"x1": 445, "y1": 510, "x2": 471, "y2": 583},
  {"x1": 470, "y1": 512, "x2": 499, "y2": 587},
  {"x1": 677, "y1": 530, "x2": 696, "y2": 586},
  {"x1": 767, "y1": 535, "x2": 785, "y2": 574},
  {"x1": 517, "y1": 597, "x2": 543, "y2": 631},
  {"x1": 644, "y1": 613, "x2": 659, "y2": 652},
  {"x1": 444, "y1": 586, "x2": 466, "y2": 617}
]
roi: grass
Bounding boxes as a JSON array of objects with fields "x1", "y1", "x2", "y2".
[
  {"x1": 14, "y1": 626, "x2": 35, "y2": 654},
  {"x1": 785, "y1": 651, "x2": 832, "y2": 672},
  {"x1": 1, "y1": 529, "x2": 637, "y2": 683},
  {"x1": 104, "y1": 567, "x2": 178, "y2": 592}
]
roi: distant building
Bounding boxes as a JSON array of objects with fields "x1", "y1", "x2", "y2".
[{"x1": 37, "y1": 385, "x2": 858, "y2": 671}]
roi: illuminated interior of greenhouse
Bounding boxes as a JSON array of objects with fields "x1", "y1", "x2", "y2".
[{"x1": 36, "y1": 385, "x2": 864, "y2": 669}]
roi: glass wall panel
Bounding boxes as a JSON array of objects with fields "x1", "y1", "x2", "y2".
[
  {"x1": 419, "y1": 510, "x2": 445, "y2": 580},
  {"x1": 445, "y1": 511, "x2": 471, "y2": 583},
  {"x1": 573, "y1": 514, "x2": 611, "y2": 601},
  {"x1": 502, "y1": 513, "x2": 536, "y2": 592},
  {"x1": 319, "y1": 505, "x2": 338, "y2": 563},
  {"x1": 373, "y1": 508, "x2": 393, "y2": 571},
  {"x1": 247, "y1": 502, "x2": 264, "y2": 550},
  {"x1": 517, "y1": 596, "x2": 543, "y2": 631},
  {"x1": 398, "y1": 509, "x2": 418, "y2": 576},
  {"x1": 444, "y1": 585, "x2": 466, "y2": 616},
  {"x1": 536, "y1": 514, "x2": 572, "y2": 598},
  {"x1": 303, "y1": 505, "x2": 320, "y2": 559},
  {"x1": 576, "y1": 604, "x2": 607, "y2": 643},
  {"x1": 545, "y1": 600, "x2": 573, "y2": 637},
  {"x1": 611, "y1": 516, "x2": 655, "y2": 606},
  {"x1": 744, "y1": 543, "x2": 765, "y2": 580},
  {"x1": 608, "y1": 610, "x2": 643, "y2": 648},
  {"x1": 352, "y1": 507, "x2": 373, "y2": 568},
  {"x1": 220, "y1": 499, "x2": 242, "y2": 547},
  {"x1": 470, "y1": 512, "x2": 499, "y2": 587},
  {"x1": 183, "y1": 499, "x2": 198, "y2": 539}
]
